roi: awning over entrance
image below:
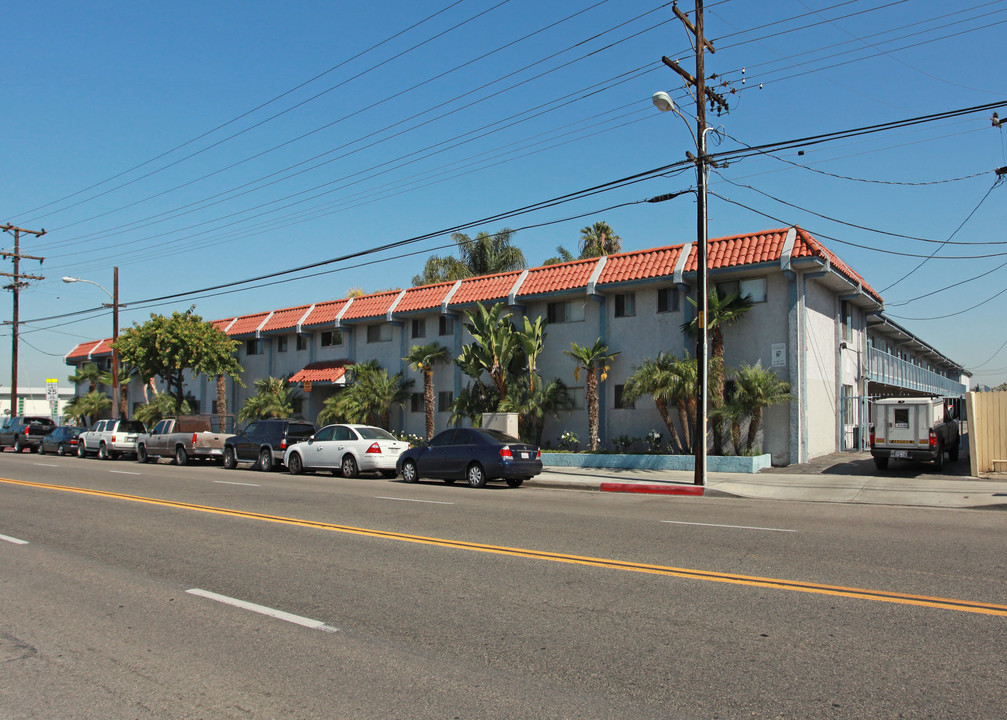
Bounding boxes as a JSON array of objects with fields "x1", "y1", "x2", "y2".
[{"x1": 289, "y1": 360, "x2": 351, "y2": 385}]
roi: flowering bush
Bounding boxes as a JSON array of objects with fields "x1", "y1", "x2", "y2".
[
  {"x1": 559, "y1": 431, "x2": 580, "y2": 452},
  {"x1": 645, "y1": 430, "x2": 663, "y2": 453},
  {"x1": 395, "y1": 432, "x2": 425, "y2": 447},
  {"x1": 611, "y1": 435, "x2": 637, "y2": 453}
]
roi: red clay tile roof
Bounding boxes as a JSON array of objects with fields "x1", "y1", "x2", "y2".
[
  {"x1": 340, "y1": 290, "x2": 400, "y2": 321},
  {"x1": 791, "y1": 227, "x2": 881, "y2": 301},
  {"x1": 227, "y1": 311, "x2": 271, "y2": 337},
  {"x1": 450, "y1": 271, "x2": 523, "y2": 306},
  {"x1": 261, "y1": 305, "x2": 312, "y2": 332},
  {"x1": 597, "y1": 246, "x2": 682, "y2": 285},
  {"x1": 395, "y1": 283, "x2": 454, "y2": 314},
  {"x1": 518, "y1": 258, "x2": 597, "y2": 297},
  {"x1": 66, "y1": 339, "x2": 110, "y2": 361},
  {"x1": 210, "y1": 318, "x2": 236, "y2": 332},
  {"x1": 299, "y1": 299, "x2": 348, "y2": 328},
  {"x1": 289, "y1": 360, "x2": 352, "y2": 384}
]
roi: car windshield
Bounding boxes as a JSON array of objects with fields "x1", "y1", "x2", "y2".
[
  {"x1": 355, "y1": 427, "x2": 397, "y2": 441},
  {"x1": 118, "y1": 421, "x2": 146, "y2": 433},
  {"x1": 479, "y1": 428, "x2": 522, "y2": 444}
]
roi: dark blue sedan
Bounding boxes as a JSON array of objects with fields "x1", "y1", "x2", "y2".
[{"x1": 396, "y1": 428, "x2": 542, "y2": 488}]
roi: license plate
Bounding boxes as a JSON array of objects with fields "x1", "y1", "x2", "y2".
[
  {"x1": 209, "y1": 448, "x2": 222, "y2": 455},
  {"x1": 892, "y1": 450, "x2": 908, "y2": 459}
]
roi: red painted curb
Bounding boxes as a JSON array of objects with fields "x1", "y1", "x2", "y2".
[{"x1": 600, "y1": 483, "x2": 705, "y2": 496}]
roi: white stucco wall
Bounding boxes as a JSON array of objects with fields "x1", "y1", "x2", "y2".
[{"x1": 803, "y1": 279, "x2": 840, "y2": 460}]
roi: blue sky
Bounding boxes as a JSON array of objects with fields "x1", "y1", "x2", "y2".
[{"x1": 3, "y1": 0, "x2": 1005, "y2": 392}]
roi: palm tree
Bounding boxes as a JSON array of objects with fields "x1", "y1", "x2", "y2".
[
  {"x1": 405, "y1": 342, "x2": 450, "y2": 440},
  {"x1": 457, "y1": 303, "x2": 521, "y2": 401},
  {"x1": 731, "y1": 363, "x2": 792, "y2": 454},
  {"x1": 682, "y1": 289, "x2": 755, "y2": 454},
  {"x1": 543, "y1": 245, "x2": 576, "y2": 266},
  {"x1": 238, "y1": 377, "x2": 299, "y2": 422},
  {"x1": 564, "y1": 339, "x2": 620, "y2": 451},
  {"x1": 578, "y1": 221, "x2": 622, "y2": 258},
  {"x1": 64, "y1": 390, "x2": 111, "y2": 426},
  {"x1": 68, "y1": 362, "x2": 102, "y2": 393},
  {"x1": 622, "y1": 352, "x2": 696, "y2": 454},
  {"x1": 412, "y1": 229, "x2": 526, "y2": 285},
  {"x1": 134, "y1": 393, "x2": 192, "y2": 427},
  {"x1": 501, "y1": 374, "x2": 574, "y2": 445},
  {"x1": 318, "y1": 361, "x2": 412, "y2": 429},
  {"x1": 518, "y1": 315, "x2": 547, "y2": 393},
  {"x1": 99, "y1": 363, "x2": 139, "y2": 419}
]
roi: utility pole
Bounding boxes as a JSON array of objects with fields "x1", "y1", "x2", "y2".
[
  {"x1": 661, "y1": 1, "x2": 729, "y2": 485},
  {"x1": 1, "y1": 224, "x2": 46, "y2": 416}
]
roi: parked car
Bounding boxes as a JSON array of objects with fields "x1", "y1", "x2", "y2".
[
  {"x1": 38, "y1": 426, "x2": 85, "y2": 456},
  {"x1": 870, "y1": 397, "x2": 960, "y2": 471},
  {"x1": 136, "y1": 415, "x2": 235, "y2": 465},
  {"x1": 0, "y1": 416, "x2": 57, "y2": 453},
  {"x1": 223, "y1": 418, "x2": 315, "y2": 471},
  {"x1": 396, "y1": 427, "x2": 541, "y2": 488},
  {"x1": 77, "y1": 419, "x2": 148, "y2": 460},
  {"x1": 284, "y1": 424, "x2": 409, "y2": 478}
]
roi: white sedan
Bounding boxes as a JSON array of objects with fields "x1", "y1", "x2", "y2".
[{"x1": 283, "y1": 424, "x2": 410, "y2": 478}]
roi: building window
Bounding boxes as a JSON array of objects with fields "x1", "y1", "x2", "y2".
[
  {"x1": 411, "y1": 318, "x2": 426, "y2": 339},
  {"x1": 439, "y1": 315, "x2": 455, "y2": 336},
  {"x1": 411, "y1": 393, "x2": 424, "y2": 413},
  {"x1": 657, "y1": 287, "x2": 680, "y2": 313},
  {"x1": 366, "y1": 324, "x2": 391, "y2": 343},
  {"x1": 277, "y1": 336, "x2": 288, "y2": 353},
  {"x1": 438, "y1": 391, "x2": 453, "y2": 412},
  {"x1": 296, "y1": 334, "x2": 309, "y2": 351},
  {"x1": 547, "y1": 301, "x2": 585, "y2": 324},
  {"x1": 614, "y1": 384, "x2": 634, "y2": 409},
  {"x1": 842, "y1": 301, "x2": 854, "y2": 342},
  {"x1": 321, "y1": 330, "x2": 343, "y2": 347},
  {"x1": 246, "y1": 339, "x2": 263, "y2": 356},
  {"x1": 740, "y1": 277, "x2": 767, "y2": 303},
  {"x1": 614, "y1": 292, "x2": 636, "y2": 318}
]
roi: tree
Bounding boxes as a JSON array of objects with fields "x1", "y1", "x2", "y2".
[
  {"x1": 134, "y1": 394, "x2": 193, "y2": 427},
  {"x1": 500, "y1": 374, "x2": 574, "y2": 445},
  {"x1": 114, "y1": 308, "x2": 244, "y2": 409},
  {"x1": 64, "y1": 391, "x2": 110, "y2": 426},
  {"x1": 564, "y1": 339, "x2": 620, "y2": 451},
  {"x1": 682, "y1": 289, "x2": 755, "y2": 454},
  {"x1": 578, "y1": 221, "x2": 622, "y2": 258},
  {"x1": 412, "y1": 229, "x2": 526, "y2": 285},
  {"x1": 457, "y1": 303, "x2": 522, "y2": 401},
  {"x1": 318, "y1": 361, "x2": 412, "y2": 429},
  {"x1": 730, "y1": 363, "x2": 792, "y2": 454},
  {"x1": 622, "y1": 352, "x2": 697, "y2": 454},
  {"x1": 542, "y1": 245, "x2": 576, "y2": 266},
  {"x1": 405, "y1": 342, "x2": 450, "y2": 440},
  {"x1": 99, "y1": 363, "x2": 139, "y2": 419},
  {"x1": 68, "y1": 362, "x2": 102, "y2": 394},
  {"x1": 238, "y1": 377, "x2": 299, "y2": 422},
  {"x1": 518, "y1": 315, "x2": 547, "y2": 393}
]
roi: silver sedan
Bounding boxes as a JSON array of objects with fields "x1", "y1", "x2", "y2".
[{"x1": 283, "y1": 424, "x2": 410, "y2": 478}]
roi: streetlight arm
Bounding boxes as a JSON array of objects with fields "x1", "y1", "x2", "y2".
[{"x1": 62, "y1": 276, "x2": 113, "y2": 300}]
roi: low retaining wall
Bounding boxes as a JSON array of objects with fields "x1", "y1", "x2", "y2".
[{"x1": 542, "y1": 452, "x2": 772, "y2": 474}]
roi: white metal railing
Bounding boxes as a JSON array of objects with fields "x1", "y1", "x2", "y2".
[{"x1": 868, "y1": 346, "x2": 966, "y2": 396}]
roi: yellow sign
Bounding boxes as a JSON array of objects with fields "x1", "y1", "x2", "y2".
[{"x1": 303, "y1": 381, "x2": 312, "y2": 392}]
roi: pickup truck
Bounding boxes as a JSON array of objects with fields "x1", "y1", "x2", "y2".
[
  {"x1": 0, "y1": 415, "x2": 56, "y2": 453},
  {"x1": 77, "y1": 419, "x2": 149, "y2": 460},
  {"x1": 870, "y1": 397, "x2": 960, "y2": 471},
  {"x1": 136, "y1": 415, "x2": 235, "y2": 465}
]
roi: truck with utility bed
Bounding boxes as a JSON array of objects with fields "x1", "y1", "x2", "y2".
[
  {"x1": 870, "y1": 397, "x2": 960, "y2": 471},
  {"x1": 136, "y1": 415, "x2": 235, "y2": 465}
]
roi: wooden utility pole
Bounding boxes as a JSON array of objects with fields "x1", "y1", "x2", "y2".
[
  {"x1": 1, "y1": 224, "x2": 46, "y2": 415},
  {"x1": 661, "y1": 1, "x2": 729, "y2": 485}
]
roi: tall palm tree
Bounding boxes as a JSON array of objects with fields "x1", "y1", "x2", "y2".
[
  {"x1": 319, "y1": 361, "x2": 413, "y2": 429},
  {"x1": 99, "y1": 363, "x2": 138, "y2": 419},
  {"x1": 622, "y1": 352, "x2": 695, "y2": 454},
  {"x1": 564, "y1": 339, "x2": 620, "y2": 451},
  {"x1": 455, "y1": 228, "x2": 526, "y2": 276},
  {"x1": 578, "y1": 221, "x2": 622, "y2": 258},
  {"x1": 682, "y1": 289, "x2": 755, "y2": 454},
  {"x1": 731, "y1": 363, "x2": 792, "y2": 454},
  {"x1": 405, "y1": 342, "x2": 450, "y2": 440},
  {"x1": 238, "y1": 377, "x2": 298, "y2": 422},
  {"x1": 68, "y1": 362, "x2": 102, "y2": 394}
]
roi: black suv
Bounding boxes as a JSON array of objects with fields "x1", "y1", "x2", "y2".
[
  {"x1": 223, "y1": 418, "x2": 315, "y2": 471},
  {"x1": 0, "y1": 416, "x2": 56, "y2": 453}
]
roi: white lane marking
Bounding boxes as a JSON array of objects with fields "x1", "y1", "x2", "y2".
[
  {"x1": 34, "y1": 463, "x2": 59, "y2": 467},
  {"x1": 110, "y1": 470, "x2": 142, "y2": 476},
  {"x1": 186, "y1": 588, "x2": 338, "y2": 632},
  {"x1": 661, "y1": 520, "x2": 796, "y2": 533},
  {"x1": 376, "y1": 496, "x2": 454, "y2": 505},
  {"x1": 213, "y1": 480, "x2": 260, "y2": 487},
  {"x1": 0, "y1": 533, "x2": 29, "y2": 545}
]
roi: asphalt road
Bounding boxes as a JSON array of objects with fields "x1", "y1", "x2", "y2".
[{"x1": 1, "y1": 451, "x2": 1005, "y2": 719}]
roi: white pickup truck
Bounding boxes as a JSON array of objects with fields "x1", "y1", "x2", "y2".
[
  {"x1": 77, "y1": 419, "x2": 149, "y2": 460},
  {"x1": 870, "y1": 397, "x2": 960, "y2": 471},
  {"x1": 136, "y1": 415, "x2": 235, "y2": 465}
]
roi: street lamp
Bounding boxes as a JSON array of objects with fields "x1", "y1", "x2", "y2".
[
  {"x1": 63, "y1": 267, "x2": 120, "y2": 418},
  {"x1": 653, "y1": 90, "x2": 709, "y2": 486}
]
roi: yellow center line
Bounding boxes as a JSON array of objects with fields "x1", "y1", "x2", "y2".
[{"x1": 5, "y1": 476, "x2": 1006, "y2": 617}]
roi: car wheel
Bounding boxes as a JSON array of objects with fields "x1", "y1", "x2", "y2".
[
  {"x1": 38, "y1": 443, "x2": 45, "y2": 456},
  {"x1": 136, "y1": 445, "x2": 148, "y2": 464},
  {"x1": 874, "y1": 456, "x2": 888, "y2": 471},
  {"x1": 505, "y1": 477, "x2": 524, "y2": 488},
  {"x1": 466, "y1": 463, "x2": 487, "y2": 488},
  {"x1": 341, "y1": 455, "x2": 358, "y2": 479},
  {"x1": 13, "y1": 438, "x2": 22, "y2": 453},
  {"x1": 78, "y1": 442, "x2": 87, "y2": 458},
  {"x1": 258, "y1": 448, "x2": 273, "y2": 472},
  {"x1": 288, "y1": 453, "x2": 304, "y2": 475},
  {"x1": 401, "y1": 460, "x2": 418, "y2": 483},
  {"x1": 98, "y1": 443, "x2": 109, "y2": 461},
  {"x1": 223, "y1": 447, "x2": 237, "y2": 470},
  {"x1": 175, "y1": 446, "x2": 188, "y2": 466},
  {"x1": 57, "y1": 443, "x2": 65, "y2": 456}
]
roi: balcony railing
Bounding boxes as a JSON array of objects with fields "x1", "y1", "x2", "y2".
[{"x1": 868, "y1": 346, "x2": 966, "y2": 397}]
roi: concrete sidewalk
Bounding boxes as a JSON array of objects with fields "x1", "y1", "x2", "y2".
[{"x1": 528, "y1": 465, "x2": 1007, "y2": 509}]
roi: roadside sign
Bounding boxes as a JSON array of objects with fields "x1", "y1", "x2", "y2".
[{"x1": 46, "y1": 378, "x2": 58, "y2": 419}]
